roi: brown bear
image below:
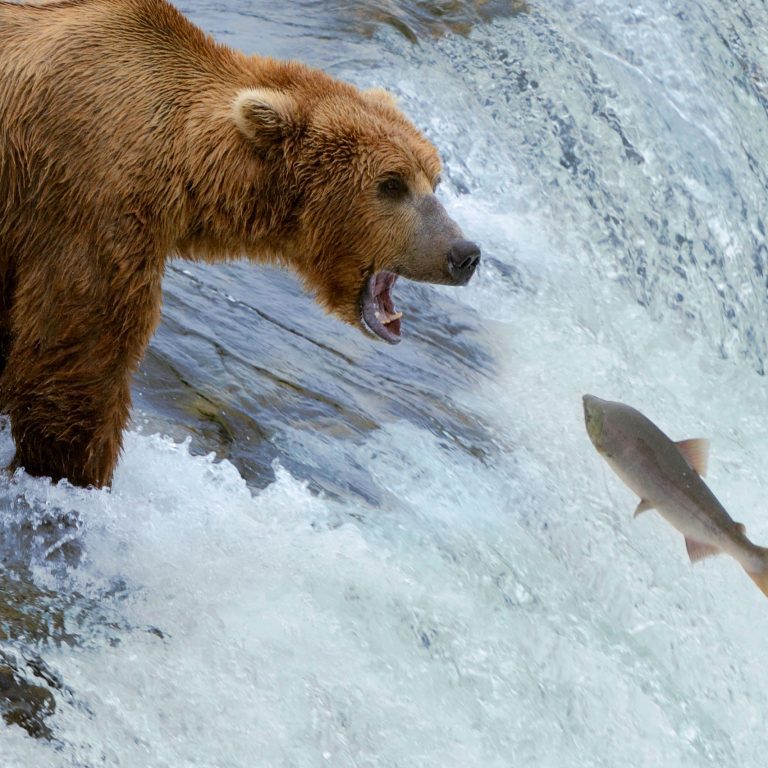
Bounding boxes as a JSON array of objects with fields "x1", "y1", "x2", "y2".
[{"x1": 0, "y1": 0, "x2": 480, "y2": 488}]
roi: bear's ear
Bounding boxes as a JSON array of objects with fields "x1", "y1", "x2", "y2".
[
  {"x1": 363, "y1": 87, "x2": 398, "y2": 110},
  {"x1": 232, "y1": 87, "x2": 299, "y2": 147}
]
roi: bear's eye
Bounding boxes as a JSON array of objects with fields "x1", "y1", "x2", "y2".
[{"x1": 378, "y1": 175, "x2": 409, "y2": 200}]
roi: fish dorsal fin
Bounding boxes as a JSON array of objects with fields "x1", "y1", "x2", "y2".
[
  {"x1": 675, "y1": 438, "x2": 709, "y2": 476},
  {"x1": 633, "y1": 499, "x2": 654, "y2": 517},
  {"x1": 685, "y1": 536, "x2": 721, "y2": 563}
]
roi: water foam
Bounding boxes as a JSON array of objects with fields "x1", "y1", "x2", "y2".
[{"x1": 5, "y1": 0, "x2": 768, "y2": 765}]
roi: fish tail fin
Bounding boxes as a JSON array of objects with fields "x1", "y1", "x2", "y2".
[
  {"x1": 747, "y1": 569, "x2": 768, "y2": 598},
  {"x1": 746, "y1": 547, "x2": 768, "y2": 598}
]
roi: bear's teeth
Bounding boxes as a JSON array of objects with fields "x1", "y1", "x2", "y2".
[{"x1": 375, "y1": 310, "x2": 403, "y2": 325}]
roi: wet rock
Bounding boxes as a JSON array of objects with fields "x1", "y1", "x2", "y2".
[
  {"x1": 0, "y1": 655, "x2": 57, "y2": 740},
  {"x1": 0, "y1": 571, "x2": 73, "y2": 646}
]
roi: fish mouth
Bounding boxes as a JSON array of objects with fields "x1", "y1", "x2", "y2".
[
  {"x1": 583, "y1": 394, "x2": 605, "y2": 447},
  {"x1": 360, "y1": 271, "x2": 402, "y2": 344}
]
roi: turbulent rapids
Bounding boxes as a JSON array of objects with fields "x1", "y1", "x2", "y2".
[{"x1": 3, "y1": 1, "x2": 768, "y2": 766}]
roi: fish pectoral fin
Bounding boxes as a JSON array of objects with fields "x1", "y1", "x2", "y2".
[
  {"x1": 633, "y1": 499, "x2": 654, "y2": 517},
  {"x1": 675, "y1": 438, "x2": 709, "y2": 476},
  {"x1": 684, "y1": 536, "x2": 721, "y2": 563}
]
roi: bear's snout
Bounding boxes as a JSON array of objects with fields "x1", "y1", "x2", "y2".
[{"x1": 446, "y1": 239, "x2": 481, "y2": 285}]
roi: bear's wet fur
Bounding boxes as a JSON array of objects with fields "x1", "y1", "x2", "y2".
[{"x1": 0, "y1": 0, "x2": 479, "y2": 487}]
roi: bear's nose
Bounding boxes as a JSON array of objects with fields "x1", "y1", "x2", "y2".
[{"x1": 447, "y1": 240, "x2": 481, "y2": 284}]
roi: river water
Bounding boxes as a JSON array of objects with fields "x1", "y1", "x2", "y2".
[{"x1": 2, "y1": 1, "x2": 768, "y2": 765}]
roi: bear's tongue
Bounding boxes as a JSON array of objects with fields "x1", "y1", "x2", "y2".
[{"x1": 361, "y1": 271, "x2": 402, "y2": 344}]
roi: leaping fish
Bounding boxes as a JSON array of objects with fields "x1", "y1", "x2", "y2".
[{"x1": 583, "y1": 394, "x2": 768, "y2": 598}]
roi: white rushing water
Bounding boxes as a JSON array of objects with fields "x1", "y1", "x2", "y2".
[{"x1": 3, "y1": 1, "x2": 768, "y2": 765}]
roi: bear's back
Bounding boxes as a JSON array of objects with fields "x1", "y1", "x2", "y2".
[{"x1": 0, "y1": 0, "x2": 245, "y2": 207}]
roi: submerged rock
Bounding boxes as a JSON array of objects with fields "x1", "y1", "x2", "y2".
[{"x1": 350, "y1": 0, "x2": 530, "y2": 41}]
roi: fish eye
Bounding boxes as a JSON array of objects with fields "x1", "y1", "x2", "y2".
[{"x1": 377, "y1": 175, "x2": 408, "y2": 200}]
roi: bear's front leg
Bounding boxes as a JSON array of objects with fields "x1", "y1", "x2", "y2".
[
  {"x1": 7, "y1": 385, "x2": 130, "y2": 488},
  {"x1": 0, "y1": 259, "x2": 163, "y2": 488}
]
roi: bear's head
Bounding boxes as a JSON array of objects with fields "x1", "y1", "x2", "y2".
[{"x1": 231, "y1": 75, "x2": 480, "y2": 344}]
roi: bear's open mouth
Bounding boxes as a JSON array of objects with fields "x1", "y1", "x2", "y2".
[{"x1": 361, "y1": 271, "x2": 402, "y2": 344}]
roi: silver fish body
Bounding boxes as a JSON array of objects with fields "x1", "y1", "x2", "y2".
[{"x1": 583, "y1": 395, "x2": 768, "y2": 595}]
